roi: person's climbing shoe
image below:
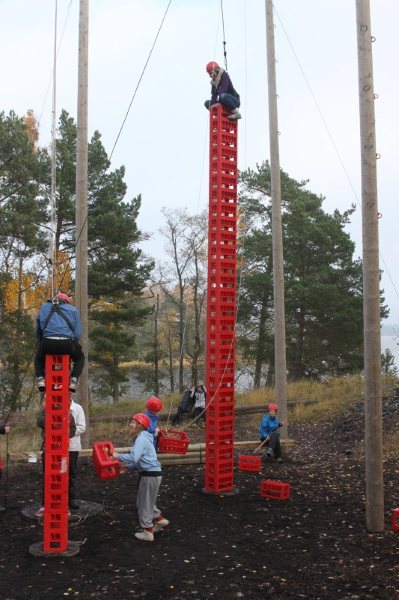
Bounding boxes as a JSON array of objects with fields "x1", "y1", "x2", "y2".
[
  {"x1": 69, "y1": 377, "x2": 78, "y2": 392},
  {"x1": 36, "y1": 377, "x2": 45, "y2": 391},
  {"x1": 276, "y1": 457, "x2": 284, "y2": 464},
  {"x1": 266, "y1": 448, "x2": 274, "y2": 458},
  {"x1": 135, "y1": 529, "x2": 154, "y2": 542},
  {"x1": 227, "y1": 109, "x2": 241, "y2": 120},
  {"x1": 35, "y1": 506, "x2": 45, "y2": 517}
]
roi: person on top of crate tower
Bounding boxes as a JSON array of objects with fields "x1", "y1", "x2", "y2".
[
  {"x1": 34, "y1": 292, "x2": 85, "y2": 392},
  {"x1": 259, "y1": 403, "x2": 284, "y2": 463},
  {"x1": 204, "y1": 61, "x2": 241, "y2": 120},
  {"x1": 144, "y1": 396, "x2": 163, "y2": 450},
  {"x1": 112, "y1": 413, "x2": 169, "y2": 542}
]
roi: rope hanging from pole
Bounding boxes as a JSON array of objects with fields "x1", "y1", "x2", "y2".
[{"x1": 220, "y1": 0, "x2": 228, "y2": 71}]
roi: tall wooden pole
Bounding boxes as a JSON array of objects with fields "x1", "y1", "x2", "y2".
[
  {"x1": 75, "y1": 0, "x2": 89, "y2": 446},
  {"x1": 50, "y1": 0, "x2": 58, "y2": 296},
  {"x1": 355, "y1": 0, "x2": 384, "y2": 532},
  {"x1": 265, "y1": 0, "x2": 287, "y2": 434}
]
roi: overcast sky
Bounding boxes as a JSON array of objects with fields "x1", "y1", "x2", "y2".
[{"x1": 1, "y1": 0, "x2": 398, "y2": 325}]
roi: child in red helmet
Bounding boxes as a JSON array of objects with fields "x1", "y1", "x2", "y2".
[
  {"x1": 145, "y1": 396, "x2": 163, "y2": 449},
  {"x1": 204, "y1": 61, "x2": 241, "y2": 120},
  {"x1": 259, "y1": 403, "x2": 284, "y2": 463},
  {"x1": 112, "y1": 413, "x2": 169, "y2": 542}
]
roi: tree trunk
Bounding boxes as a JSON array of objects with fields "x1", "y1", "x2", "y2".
[
  {"x1": 168, "y1": 327, "x2": 174, "y2": 393},
  {"x1": 295, "y1": 308, "x2": 305, "y2": 380},
  {"x1": 178, "y1": 290, "x2": 185, "y2": 393},
  {"x1": 153, "y1": 295, "x2": 159, "y2": 396},
  {"x1": 254, "y1": 294, "x2": 270, "y2": 388}
]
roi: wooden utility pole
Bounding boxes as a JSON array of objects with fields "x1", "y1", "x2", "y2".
[
  {"x1": 50, "y1": 0, "x2": 58, "y2": 296},
  {"x1": 75, "y1": 0, "x2": 89, "y2": 447},
  {"x1": 355, "y1": 0, "x2": 384, "y2": 532},
  {"x1": 265, "y1": 0, "x2": 287, "y2": 434}
]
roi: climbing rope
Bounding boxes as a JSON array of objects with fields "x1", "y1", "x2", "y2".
[{"x1": 220, "y1": 0, "x2": 228, "y2": 71}]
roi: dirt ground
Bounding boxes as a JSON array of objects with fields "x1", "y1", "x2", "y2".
[{"x1": 1, "y1": 395, "x2": 399, "y2": 600}]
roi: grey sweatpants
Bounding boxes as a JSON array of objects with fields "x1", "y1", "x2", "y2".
[{"x1": 136, "y1": 475, "x2": 162, "y2": 529}]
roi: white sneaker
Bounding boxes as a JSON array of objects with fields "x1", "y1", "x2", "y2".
[
  {"x1": 135, "y1": 530, "x2": 154, "y2": 542},
  {"x1": 227, "y1": 109, "x2": 241, "y2": 120},
  {"x1": 153, "y1": 518, "x2": 169, "y2": 532},
  {"x1": 35, "y1": 506, "x2": 45, "y2": 517}
]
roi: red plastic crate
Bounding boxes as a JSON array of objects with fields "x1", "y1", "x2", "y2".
[
  {"x1": 260, "y1": 480, "x2": 290, "y2": 500},
  {"x1": 391, "y1": 508, "x2": 399, "y2": 531},
  {"x1": 92, "y1": 441, "x2": 120, "y2": 480},
  {"x1": 157, "y1": 429, "x2": 190, "y2": 454},
  {"x1": 238, "y1": 455, "x2": 261, "y2": 472}
]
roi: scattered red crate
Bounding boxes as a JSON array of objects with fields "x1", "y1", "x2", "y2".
[
  {"x1": 260, "y1": 479, "x2": 290, "y2": 500},
  {"x1": 92, "y1": 441, "x2": 120, "y2": 480},
  {"x1": 157, "y1": 429, "x2": 190, "y2": 454},
  {"x1": 391, "y1": 508, "x2": 399, "y2": 531},
  {"x1": 238, "y1": 455, "x2": 261, "y2": 472}
]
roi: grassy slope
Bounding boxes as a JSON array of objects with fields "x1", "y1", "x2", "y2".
[{"x1": 2, "y1": 376, "x2": 397, "y2": 455}]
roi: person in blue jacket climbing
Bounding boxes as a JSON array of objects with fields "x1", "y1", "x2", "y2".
[
  {"x1": 112, "y1": 413, "x2": 169, "y2": 542},
  {"x1": 144, "y1": 396, "x2": 163, "y2": 449},
  {"x1": 34, "y1": 292, "x2": 85, "y2": 392},
  {"x1": 259, "y1": 403, "x2": 284, "y2": 463},
  {"x1": 204, "y1": 61, "x2": 241, "y2": 120}
]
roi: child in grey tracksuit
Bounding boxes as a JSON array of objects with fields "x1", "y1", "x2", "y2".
[{"x1": 114, "y1": 414, "x2": 169, "y2": 542}]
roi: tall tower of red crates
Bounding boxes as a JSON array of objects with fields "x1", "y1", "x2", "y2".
[
  {"x1": 205, "y1": 104, "x2": 238, "y2": 493},
  {"x1": 43, "y1": 354, "x2": 70, "y2": 552}
]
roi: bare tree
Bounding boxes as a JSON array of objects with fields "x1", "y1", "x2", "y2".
[
  {"x1": 159, "y1": 208, "x2": 194, "y2": 392},
  {"x1": 184, "y1": 212, "x2": 208, "y2": 385}
]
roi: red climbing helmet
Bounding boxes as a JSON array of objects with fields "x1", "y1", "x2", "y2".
[
  {"x1": 206, "y1": 61, "x2": 220, "y2": 73},
  {"x1": 131, "y1": 413, "x2": 150, "y2": 430},
  {"x1": 146, "y1": 397, "x2": 163, "y2": 412},
  {"x1": 56, "y1": 292, "x2": 71, "y2": 304},
  {"x1": 268, "y1": 403, "x2": 278, "y2": 412}
]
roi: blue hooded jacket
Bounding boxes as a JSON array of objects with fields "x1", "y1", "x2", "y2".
[
  {"x1": 145, "y1": 409, "x2": 159, "y2": 449},
  {"x1": 259, "y1": 414, "x2": 281, "y2": 440},
  {"x1": 116, "y1": 431, "x2": 161, "y2": 472},
  {"x1": 36, "y1": 299, "x2": 82, "y2": 341}
]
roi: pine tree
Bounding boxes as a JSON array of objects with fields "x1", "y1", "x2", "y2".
[{"x1": 238, "y1": 161, "x2": 388, "y2": 382}]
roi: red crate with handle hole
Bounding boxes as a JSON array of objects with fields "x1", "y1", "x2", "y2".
[
  {"x1": 260, "y1": 479, "x2": 290, "y2": 500},
  {"x1": 391, "y1": 508, "x2": 399, "y2": 531},
  {"x1": 92, "y1": 441, "x2": 120, "y2": 480},
  {"x1": 157, "y1": 429, "x2": 190, "y2": 454},
  {"x1": 238, "y1": 455, "x2": 261, "y2": 472}
]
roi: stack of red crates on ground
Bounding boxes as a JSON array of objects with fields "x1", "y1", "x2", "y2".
[
  {"x1": 205, "y1": 104, "x2": 238, "y2": 493},
  {"x1": 43, "y1": 354, "x2": 70, "y2": 552}
]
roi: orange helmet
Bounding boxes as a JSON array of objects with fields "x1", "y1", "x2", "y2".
[
  {"x1": 146, "y1": 397, "x2": 163, "y2": 412},
  {"x1": 268, "y1": 403, "x2": 278, "y2": 412},
  {"x1": 55, "y1": 292, "x2": 71, "y2": 304},
  {"x1": 206, "y1": 61, "x2": 220, "y2": 73},
  {"x1": 131, "y1": 413, "x2": 150, "y2": 430}
]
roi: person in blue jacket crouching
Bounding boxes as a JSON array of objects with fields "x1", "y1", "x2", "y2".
[{"x1": 259, "y1": 403, "x2": 284, "y2": 463}]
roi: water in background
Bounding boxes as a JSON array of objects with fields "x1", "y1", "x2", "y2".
[
  {"x1": 381, "y1": 333, "x2": 399, "y2": 365},
  {"x1": 93, "y1": 334, "x2": 399, "y2": 402}
]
